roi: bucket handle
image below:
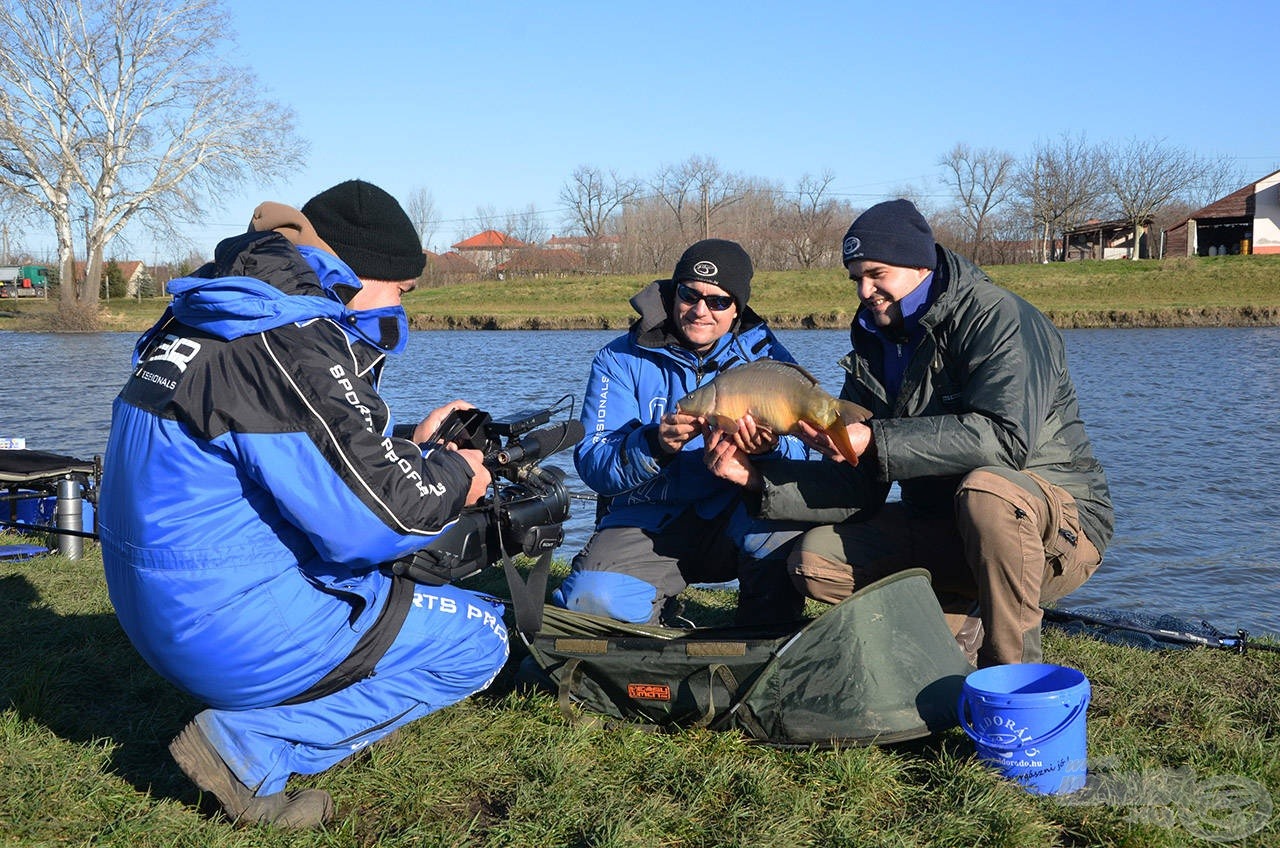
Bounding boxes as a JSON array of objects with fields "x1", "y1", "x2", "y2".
[{"x1": 957, "y1": 692, "x2": 1089, "y2": 751}]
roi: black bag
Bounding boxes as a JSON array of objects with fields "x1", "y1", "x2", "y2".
[{"x1": 509, "y1": 566, "x2": 973, "y2": 746}]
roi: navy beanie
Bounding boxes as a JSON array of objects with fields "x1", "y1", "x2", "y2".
[
  {"x1": 302, "y1": 180, "x2": 426, "y2": 281},
  {"x1": 841, "y1": 199, "x2": 936, "y2": 269},
  {"x1": 671, "y1": 238, "x2": 753, "y2": 307}
]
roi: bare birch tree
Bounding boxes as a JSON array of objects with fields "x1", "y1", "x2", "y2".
[
  {"x1": 0, "y1": 0, "x2": 304, "y2": 324},
  {"x1": 939, "y1": 143, "x2": 1017, "y2": 264}
]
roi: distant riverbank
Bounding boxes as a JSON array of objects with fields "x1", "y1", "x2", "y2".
[
  {"x1": 4, "y1": 253, "x2": 1279, "y2": 333},
  {"x1": 402, "y1": 305, "x2": 1280, "y2": 331}
]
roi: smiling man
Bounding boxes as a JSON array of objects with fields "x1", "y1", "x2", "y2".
[
  {"x1": 705, "y1": 199, "x2": 1114, "y2": 667},
  {"x1": 553, "y1": 239, "x2": 810, "y2": 626}
]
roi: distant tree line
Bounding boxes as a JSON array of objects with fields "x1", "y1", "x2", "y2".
[{"x1": 543, "y1": 138, "x2": 1247, "y2": 273}]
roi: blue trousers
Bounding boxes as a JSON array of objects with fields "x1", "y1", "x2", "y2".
[{"x1": 196, "y1": 583, "x2": 508, "y2": 795}]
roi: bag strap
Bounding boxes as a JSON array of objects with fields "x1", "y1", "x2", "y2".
[
  {"x1": 502, "y1": 543, "x2": 554, "y2": 644},
  {"x1": 690, "y1": 663, "x2": 739, "y2": 729}
]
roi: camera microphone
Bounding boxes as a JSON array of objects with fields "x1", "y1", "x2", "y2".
[{"x1": 496, "y1": 420, "x2": 585, "y2": 466}]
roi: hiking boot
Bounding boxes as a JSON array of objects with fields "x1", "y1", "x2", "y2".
[{"x1": 169, "y1": 720, "x2": 334, "y2": 829}]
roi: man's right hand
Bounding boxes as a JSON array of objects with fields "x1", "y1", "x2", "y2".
[
  {"x1": 453, "y1": 447, "x2": 492, "y2": 505},
  {"x1": 656, "y1": 411, "x2": 703, "y2": 454}
]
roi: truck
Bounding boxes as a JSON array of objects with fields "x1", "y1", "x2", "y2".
[{"x1": 0, "y1": 264, "x2": 50, "y2": 298}]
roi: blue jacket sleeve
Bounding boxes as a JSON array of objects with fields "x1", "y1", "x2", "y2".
[
  {"x1": 574, "y1": 342, "x2": 669, "y2": 497},
  {"x1": 232, "y1": 332, "x2": 476, "y2": 568}
]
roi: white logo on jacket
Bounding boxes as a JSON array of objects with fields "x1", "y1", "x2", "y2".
[{"x1": 142, "y1": 334, "x2": 202, "y2": 373}]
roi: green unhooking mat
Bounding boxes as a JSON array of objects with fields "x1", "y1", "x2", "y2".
[{"x1": 516, "y1": 568, "x2": 973, "y2": 746}]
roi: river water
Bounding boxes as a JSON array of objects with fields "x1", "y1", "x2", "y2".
[{"x1": 2, "y1": 326, "x2": 1278, "y2": 637}]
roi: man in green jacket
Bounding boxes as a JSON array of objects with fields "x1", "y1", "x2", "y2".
[{"x1": 705, "y1": 199, "x2": 1113, "y2": 666}]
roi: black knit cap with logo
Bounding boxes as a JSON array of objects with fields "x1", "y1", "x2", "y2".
[
  {"x1": 301, "y1": 179, "x2": 426, "y2": 281},
  {"x1": 841, "y1": 198, "x2": 937, "y2": 269},
  {"x1": 671, "y1": 238, "x2": 753, "y2": 308}
]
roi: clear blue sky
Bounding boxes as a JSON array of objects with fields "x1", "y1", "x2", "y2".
[{"x1": 69, "y1": 0, "x2": 1280, "y2": 259}]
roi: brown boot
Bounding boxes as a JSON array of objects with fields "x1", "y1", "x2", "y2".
[{"x1": 169, "y1": 720, "x2": 334, "y2": 829}]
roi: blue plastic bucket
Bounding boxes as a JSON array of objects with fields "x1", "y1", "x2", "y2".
[{"x1": 958, "y1": 663, "x2": 1090, "y2": 795}]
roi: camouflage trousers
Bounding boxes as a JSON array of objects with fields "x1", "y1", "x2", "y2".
[{"x1": 788, "y1": 466, "x2": 1101, "y2": 667}]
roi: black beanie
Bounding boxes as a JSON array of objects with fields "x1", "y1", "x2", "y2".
[
  {"x1": 671, "y1": 238, "x2": 753, "y2": 307},
  {"x1": 301, "y1": 180, "x2": 426, "y2": 281},
  {"x1": 841, "y1": 199, "x2": 936, "y2": 269}
]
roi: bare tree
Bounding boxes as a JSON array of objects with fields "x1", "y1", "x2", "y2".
[
  {"x1": 559, "y1": 164, "x2": 639, "y2": 240},
  {"x1": 939, "y1": 143, "x2": 1017, "y2": 264},
  {"x1": 1015, "y1": 133, "x2": 1107, "y2": 261},
  {"x1": 773, "y1": 170, "x2": 845, "y2": 269},
  {"x1": 1181, "y1": 154, "x2": 1247, "y2": 209},
  {"x1": 651, "y1": 155, "x2": 744, "y2": 241},
  {"x1": 503, "y1": 203, "x2": 548, "y2": 246},
  {"x1": 403, "y1": 186, "x2": 438, "y2": 252},
  {"x1": 0, "y1": 0, "x2": 304, "y2": 322},
  {"x1": 1103, "y1": 138, "x2": 1217, "y2": 259},
  {"x1": 617, "y1": 195, "x2": 680, "y2": 274}
]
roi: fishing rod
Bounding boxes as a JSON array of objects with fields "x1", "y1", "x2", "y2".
[{"x1": 1042, "y1": 606, "x2": 1280, "y2": 654}]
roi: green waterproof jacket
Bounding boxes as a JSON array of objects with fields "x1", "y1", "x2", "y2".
[{"x1": 752, "y1": 245, "x2": 1114, "y2": 554}]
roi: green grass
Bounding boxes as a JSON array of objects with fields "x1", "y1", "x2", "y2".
[
  {"x1": 3, "y1": 536, "x2": 1278, "y2": 846},
  {"x1": 3, "y1": 254, "x2": 1279, "y2": 333}
]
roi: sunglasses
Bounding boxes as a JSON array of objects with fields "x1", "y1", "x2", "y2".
[{"x1": 676, "y1": 283, "x2": 735, "y2": 312}]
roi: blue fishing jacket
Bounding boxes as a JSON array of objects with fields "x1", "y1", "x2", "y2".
[
  {"x1": 575, "y1": 280, "x2": 808, "y2": 532},
  {"x1": 98, "y1": 230, "x2": 480, "y2": 710}
]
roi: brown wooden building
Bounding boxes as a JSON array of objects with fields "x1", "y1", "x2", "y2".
[{"x1": 1164, "y1": 169, "x2": 1280, "y2": 257}]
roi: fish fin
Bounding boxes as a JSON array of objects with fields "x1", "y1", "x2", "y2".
[
  {"x1": 837, "y1": 399, "x2": 874, "y2": 424},
  {"x1": 823, "y1": 422, "x2": 861, "y2": 466},
  {"x1": 752, "y1": 358, "x2": 821, "y2": 386},
  {"x1": 710, "y1": 414, "x2": 739, "y2": 434}
]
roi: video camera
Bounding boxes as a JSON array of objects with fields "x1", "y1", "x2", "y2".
[{"x1": 391, "y1": 406, "x2": 584, "y2": 586}]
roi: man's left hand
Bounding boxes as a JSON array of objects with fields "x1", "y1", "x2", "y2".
[{"x1": 704, "y1": 429, "x2": 762, "y2": 492}]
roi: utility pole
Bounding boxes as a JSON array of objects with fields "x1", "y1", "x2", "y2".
[{"x1": 702, "y1": 184, "x2": 710, "y2": 240}]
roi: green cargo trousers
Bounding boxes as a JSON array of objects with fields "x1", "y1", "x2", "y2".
[{"x1": 787, "y1": 466, "x2": 1101, "y2": 667}]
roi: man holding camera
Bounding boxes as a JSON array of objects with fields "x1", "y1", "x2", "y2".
[
  {"x1": 554, "y1": 239, "x2": 809, "y2": 625},
  {"x1": 98, "y1": 180, "x2": 507, "y2": 829}
]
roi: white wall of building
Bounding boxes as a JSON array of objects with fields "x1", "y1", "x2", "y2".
[{"x1": 1253, "y1": 172, "x2": 1280, "y2": 254}]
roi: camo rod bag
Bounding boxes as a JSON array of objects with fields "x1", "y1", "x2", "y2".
[{"x1": 511, "y1": 568, "x2": 973, "y2": 746}]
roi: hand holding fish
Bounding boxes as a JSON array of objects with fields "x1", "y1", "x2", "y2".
[
  {"x1": 704, "y1": 429, "x2": 761, "y2": 491},
  {"x1": 793, "y1": 420, "x2": 875, "y2": 465},
  {"x1": 720, "y1": 412, "x2": 779, "y2": 455},
  {"x1": 656, "y1": 411, "x2": 703, "y2": 454}
]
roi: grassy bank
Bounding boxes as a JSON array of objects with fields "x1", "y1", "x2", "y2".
[
  {"x1": 2, "y1": 537, "x2": 1277, "y2": 846},
  {"x1": 3, "y1": 254, "x2": 1279, "y2": 333}
]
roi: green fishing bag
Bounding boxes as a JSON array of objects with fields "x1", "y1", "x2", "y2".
[{"x1": 514, "y1": 568, "x2": 973, "y2": 746}]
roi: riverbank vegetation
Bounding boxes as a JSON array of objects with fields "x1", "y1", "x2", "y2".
[
  {"x1": 1, "y1": 254, "x2": 1278, "y2": 334},
  {"x1": 2, "y1": 537, "x2": 1277, "y2": 846}
]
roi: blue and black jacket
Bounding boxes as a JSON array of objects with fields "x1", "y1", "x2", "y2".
[
  {"x1": 574, "y1": 279, "x2": 808, "y2": 532},
  {"x1": 99, "y1": 230, "x2": 477, "y2": 710}
]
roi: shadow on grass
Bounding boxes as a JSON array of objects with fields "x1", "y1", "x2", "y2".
[{"x1": 0, "y1": 573, "x2": 200, "y2": 805}]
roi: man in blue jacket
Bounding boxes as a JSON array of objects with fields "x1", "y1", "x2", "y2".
[
  {"x1": 99, "y1": 181, "x2": 507, "y2": 828},
  {"x1": 553, "y1": 239, "x2": 810, "y2": 626}
]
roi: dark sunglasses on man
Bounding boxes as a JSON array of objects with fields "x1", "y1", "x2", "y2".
[{"x1": 675, "y1": 283, "x2": 734, "y2": 312}]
